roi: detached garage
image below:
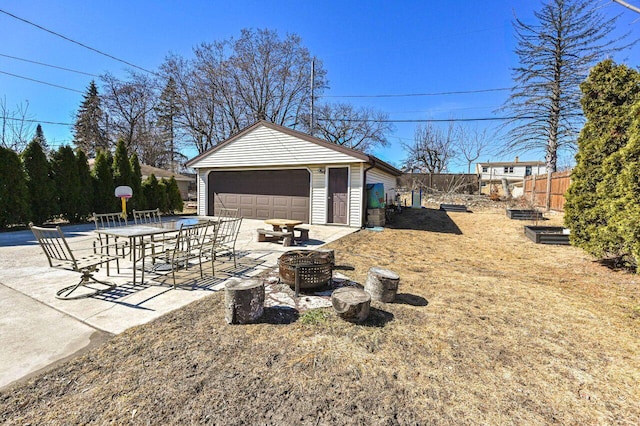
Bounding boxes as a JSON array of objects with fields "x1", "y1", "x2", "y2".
[{"x1": 186, "y1": 121, "x2": 402, "y2": 227}]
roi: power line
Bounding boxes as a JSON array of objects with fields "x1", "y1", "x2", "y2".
[
  {"x1": 0, "y1": 8, "x2": 158, "y2": 76},
  {"x1": 317, "y1": 116, "x2": 531, "y2": 123},
  {"x1": 0, "y1": 52, "x2": 99, "y2": 77},
  {"x1": 323, "y1": 87, "x2": 512, "y2": 99},
  {"x1": 1, "y1": 116, "x2": 73, "y2": 126},
  {"x1": 0, "y1": 69, "x2": 84, "y2": 93}
]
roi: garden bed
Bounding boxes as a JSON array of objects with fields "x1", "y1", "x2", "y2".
[
  {"x1": 524, "y1": 225, "x2": 570, "y2": 245},
  {"x1": 506, "y1": 208, "x2": 544, "y2": 220}
]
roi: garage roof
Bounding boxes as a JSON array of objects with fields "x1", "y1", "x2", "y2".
[{"x1": 186, "y1": 120, "x2": 402, "y2": 176}]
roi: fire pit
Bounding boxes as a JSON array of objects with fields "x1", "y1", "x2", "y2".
[{"x1": 278, "y1": 250, "x2": 333, "y2": 290}]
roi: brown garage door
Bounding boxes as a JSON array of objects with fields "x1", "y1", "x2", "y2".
[{"x1": 208, "y1": 169, "x2": 310, "y2": 222}]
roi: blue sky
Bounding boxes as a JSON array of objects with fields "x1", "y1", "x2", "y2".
[{"x1": 2, "y1": 0, "x2": 640, "y2": 171}]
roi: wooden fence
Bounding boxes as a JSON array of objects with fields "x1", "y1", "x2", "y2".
[{"x1": 523, "y1": 170, "x2": 571, "y2": 211}]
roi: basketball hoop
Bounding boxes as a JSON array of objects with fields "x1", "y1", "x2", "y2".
[{"x1": 115, "y1": 186, "x2": 133, "y2": 218}]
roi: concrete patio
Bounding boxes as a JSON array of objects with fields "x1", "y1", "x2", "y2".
[{"x1": 0, "y1": 217, "x2": 357, "y2": 389}]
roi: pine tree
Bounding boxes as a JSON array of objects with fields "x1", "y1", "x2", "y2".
[
  {"x1": 74, "y1": 80, "x2": 107, "y2": 156},
  {"x1": 33, "y1": 124, "x2": 49, "y2": 153},
  {"x1": 22, "y1": 136, "x2": 57, "y2": 224},
  {"x1": 92, "y1": 149, "x2": 115, "y2": 214},
  {"x1": 0, "y1": 147, "x2": 30, "y2": 228},
  {"x1": 565, "y1": 60, "x2": 640, "y2": 260},
  {"x1": 51, "y1": 146, "x2": 82, "y2": 222},
  {"x1": 156, "y1": 77, "x2": 181, "y2": 171}
]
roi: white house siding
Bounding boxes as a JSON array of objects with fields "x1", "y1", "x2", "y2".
[
  {"x1": 197, "y1": 169, "x2": 207, "y2": 216},
  {"x1": 366, "y1": 167, "x2": 398, "y2": 205},
  {"x1": 189, "y1": 125, "x2": 358, "y2": 169}
]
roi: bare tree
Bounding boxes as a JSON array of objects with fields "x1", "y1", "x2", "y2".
[
  {"x1": 455, "y1": 126, "x2": 491, "y2": 173},
  {"x1": 161, "y1": 28, "x2": 327, "y2": 154},
  {"x1": 402, "y1": 122, "x2": 456, "y2": 173},
  {"x1": 306, "y1": 103, "x2": 393, "y2": 152},
  {"x1": 0, "y1": 97, "x2": 35, "y2": 152},
  {"x1": 101, "y1": 71, "x2": 158, "y2": 153},
  {"x1": 501, "y1": 0, "x2": 633, "y2": 174},
  {"x1": 227, "y1": 29, "x2": 326, "y2": 126},
  {"x1": 161, "y1": 52, "x2": 221, "y2": 154}
]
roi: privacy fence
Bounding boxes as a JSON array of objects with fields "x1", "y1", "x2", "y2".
[{"x1": 523, "y1": 170, "x2": 571, "y2": 211}]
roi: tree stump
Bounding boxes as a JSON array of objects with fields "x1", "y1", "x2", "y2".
[
  {"x1": 332, "y1": 287, "x2": 370, "y2": 322},
  {"x1": 364, "y1": 267, "x2": 400, "y2": 302},
  {"x1": 224, "y1": 278, "x2": 265, "y2": 324}
]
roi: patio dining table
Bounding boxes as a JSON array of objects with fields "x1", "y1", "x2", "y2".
[{"x1": 95, "y1": 218, "x2": 210, "y2": 285}]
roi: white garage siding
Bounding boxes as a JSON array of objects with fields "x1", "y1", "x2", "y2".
[
  {"x1": 367, "y1": 167, "x2": 398, "y2": 205},
  {"x1": 190, "y1": 125, "x2": 358, "y2": 169},
  {"x1": 349, "y1": 164, "x2": 363, "y2": 227},
  {"x1": 197, "y1": 169, "x2": 207, "y2": 216},
  {"x1": 188, "y1": 122, "x2": 402, "y2": 226},
  {"x1": 311, "y1": 168, "x2": 327, "y2": 224}
]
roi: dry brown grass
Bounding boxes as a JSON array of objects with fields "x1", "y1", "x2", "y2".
[{"x1": 1, "y1": 207, "x2": 639, "y2": 425}]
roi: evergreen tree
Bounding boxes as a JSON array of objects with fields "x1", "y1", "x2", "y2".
[
  {"x1": 21, "y1": 136, "x2": 57, "y2": 224},
  {"x1": 156, "y1": 77, "x2": 181, "y2": 171},
  {"x1": 74, "y1": 80, "x2": 107, "y2": 156},
  {"x1": 607, "y1": 114, "x2": 640, "y2": 268},
  {"x1": 51, "y1": 146, "x2": 82, "y2": 222},
  {"x1": 129, "y1": 153, "x2": 145, "y2": 210},
  {"x1": 158, "y1": 179, "x2": 170, "y2": 213},
  {"x1": 0, "y1": 147, "x2": 30, "y2": 228},
  {"x1": 565, "y1": 60, "x2": 640, "y2": 261},
  {"x1": 142, "y1": 174, "x2": 161, "y2": 210},
  {"x1": 75, "y1": 148, "x2": 93, "y2": 220},
  {"x1": 165, "y1": 176, "x2": 184, "y2": 213},
  {"x1": 113, "y1": 139, "x2": 133, "y2": 186},
  {"x1": 92, "y1": 149, "x2": 115, "y2": 214},
  {"x1": 33, "y1": 124, "x2": 49, "y2": 153}
]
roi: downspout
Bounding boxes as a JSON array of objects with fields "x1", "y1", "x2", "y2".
[{"x1": 362, "y1": 159, "x2": 376, "y2": 228}]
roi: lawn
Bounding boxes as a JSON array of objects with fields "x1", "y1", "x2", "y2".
[{"x1": 1, "y1": 206, "x2": 638, "y2": 425}]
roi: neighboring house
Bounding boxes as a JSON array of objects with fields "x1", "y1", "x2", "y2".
[
  {"x1": 186, "y1": 120, "x2": 402, "y2": 227},
  {"x1": 139, "y1": 164, "x2": 195, "y2": 201},
  {"x1": 476, "y1": 158, "x2": 546, "y2": 197}
]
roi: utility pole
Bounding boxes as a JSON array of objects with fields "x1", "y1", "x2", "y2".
[{"x1": 310, "y1": 58, "x2": 315, "y2": 136}]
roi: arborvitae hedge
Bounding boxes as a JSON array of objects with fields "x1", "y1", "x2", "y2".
[
  {"x1": 51, "y1": 146, "x2": 83, "y2": 222},
  {"x1": 0, "y1": 147, "x2": 30, "y2": 228},
  {"x1": 165, "y1": 176, "x2": 184, "y2": 214},
  {"x1": 92, "y1": 149, "x2": 115, "y2": 214},
  {"x1": 565, "y1": 59, "x2": 640, "y2": 268},
  {"x1": 22, "y1": 139, "x2": 57, "y2": 225}
]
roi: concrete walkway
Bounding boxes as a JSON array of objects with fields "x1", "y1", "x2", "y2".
[{"x1": 0, "y1": 218, "x2": 357, "y2": 389}]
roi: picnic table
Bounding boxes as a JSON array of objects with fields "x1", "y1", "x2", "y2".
[
  {"x1": 264, "y1": 218, "x2": 303, "y2": 233},
  {"x1": 258, "y1": 219, "x2": 306, "y2": 246}
]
